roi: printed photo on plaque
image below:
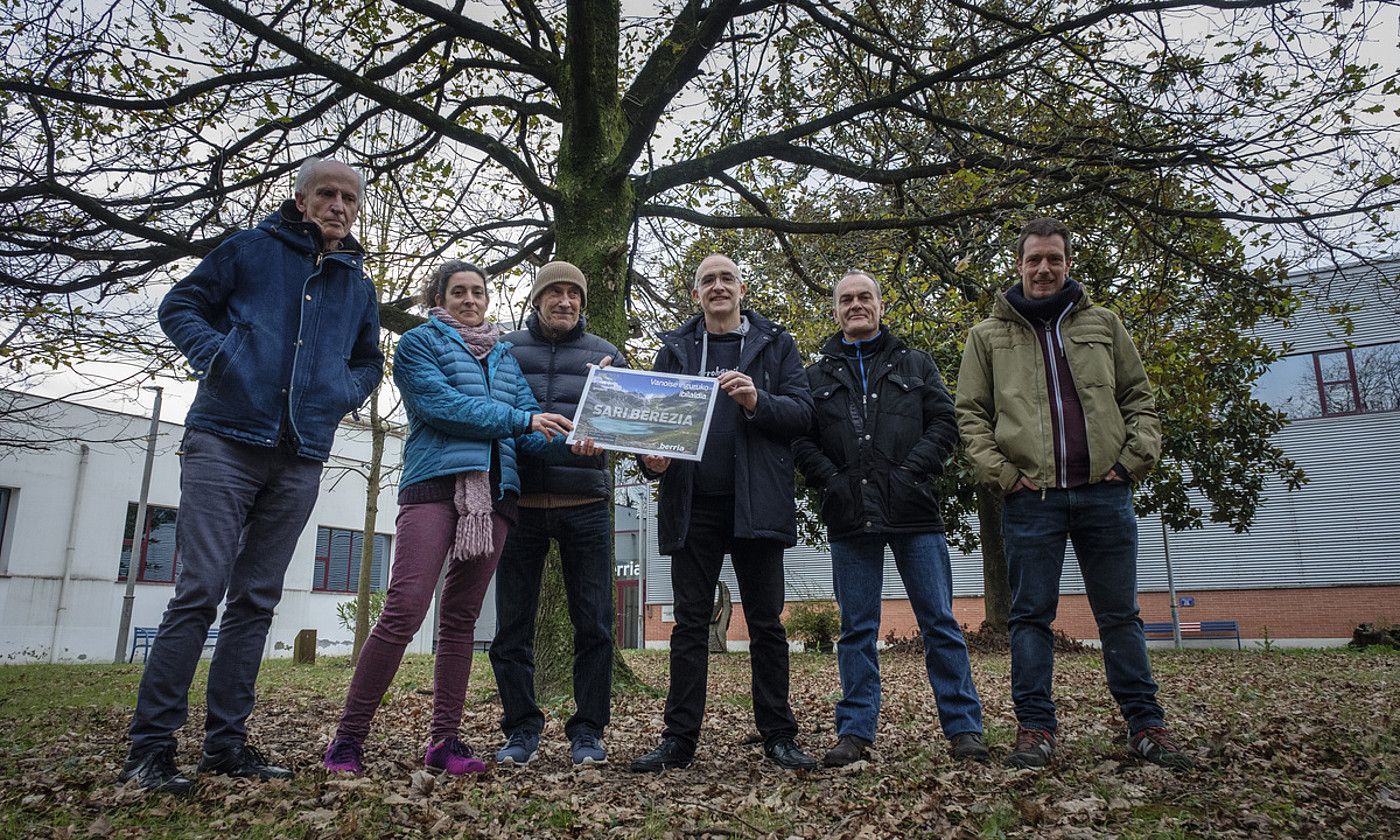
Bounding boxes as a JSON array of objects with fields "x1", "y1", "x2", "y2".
[{"x1": 567, "y1": 367, "x2": 721, "y2": 461}]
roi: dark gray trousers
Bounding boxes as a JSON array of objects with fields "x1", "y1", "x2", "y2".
[{"x1": 127, "y1": 429, "x2": 321, "y2": 755}]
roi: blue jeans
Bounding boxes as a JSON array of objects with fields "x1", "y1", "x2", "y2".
[
  {"x1": 830, "y1": 532, "x2": 983, "y2": 742},
  {"x1": 488, "y1": 501, "x2": 614, "y2": 740},
  {"x1": 1003, "y1": 481, "x2": 1164, "y2": 734},
  {"x1": 128, "y1": 430, "x2": 322, "y2": 755}
]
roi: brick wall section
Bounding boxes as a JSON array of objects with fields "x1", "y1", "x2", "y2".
[{"x1": 643, "y1": 585, "x2": 1400, "y2": 643}]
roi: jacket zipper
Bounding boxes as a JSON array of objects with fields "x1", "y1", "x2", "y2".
[
  {"x1": 1042, "y1": 322, "x2": 1068, "y2": 488},
  {"x1": 287, "y1": 255, "x2": 330, "y2": 449}
]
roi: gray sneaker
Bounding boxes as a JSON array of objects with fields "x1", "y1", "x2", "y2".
[
  {"x1": 570, "y1": 733, "x2": 607, "y2": 766},
  {"x1": 495, "y1": 730, "x2": 540, "y2": 766},
  {"x1": 1130, "y1": 726, "x2": 1194, "y2": 771}
]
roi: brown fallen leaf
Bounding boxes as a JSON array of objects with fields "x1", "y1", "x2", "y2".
[
  {"x1": 409, "y1": 769, "x2": 436, "y2": 796},
  {"x1": 1378, "y1": 788, "x2": 1400, "y2": 810},
  {"x1": 84, "y1": 814, "x2": 112, "y2": 838}
]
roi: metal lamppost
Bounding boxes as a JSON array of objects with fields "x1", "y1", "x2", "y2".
[
  {"x1": 1161, "y1": 517, "x2": 1182, "y2": 650},
  {"x1": 115, "y1": 385, "x2": 164, "y2": 663}
]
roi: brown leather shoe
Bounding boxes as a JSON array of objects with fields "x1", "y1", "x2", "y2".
[
  {"x1": 950, "y1": 731, "x2": 990, "y2": 762},
  {"x1": 821, "y1": 734, "x2": 870, "y2": 767}
]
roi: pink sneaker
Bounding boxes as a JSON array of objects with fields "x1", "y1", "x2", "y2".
[
  {"x1": 322, "y1": 737, "x2": 365, "y2": 774},
  {"x1": 424, "y1": 737, "x2": 487, "y2": 775}
]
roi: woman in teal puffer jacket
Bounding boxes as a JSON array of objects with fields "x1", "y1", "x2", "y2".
[{"x1": 323, "y1": 260, "x2": 576, "y2": 776}]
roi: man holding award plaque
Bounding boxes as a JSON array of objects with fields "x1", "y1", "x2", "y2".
[{"x1": 629, "y1": 254, "x2": 819, "y2": 773}]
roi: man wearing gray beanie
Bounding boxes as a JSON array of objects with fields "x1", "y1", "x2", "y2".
[{"x1": 490, "y1": 260, "x2": 623, "y2": 767}]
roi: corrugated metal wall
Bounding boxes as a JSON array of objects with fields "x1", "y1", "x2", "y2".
[
  {"x1": 1255, "y1": 257, "x2": 1400, "y2": 351},
  {"x1": 643, "y1": 260, "x2": 1400, "y2": 604}
]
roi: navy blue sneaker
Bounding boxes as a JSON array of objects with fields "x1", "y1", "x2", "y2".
[
  {"x1": 495, "y1": 730, "x2": 540, "y2": 767},
  {"x1": 570, "y1": 733, "x2": 607, "y2": 766}
]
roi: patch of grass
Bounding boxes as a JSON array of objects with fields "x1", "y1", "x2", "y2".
[
  {"x1": 1122, "y1": 804, "x2": 1200, "y2": 839},
  {"x1": 734, "y1": 805, "x2": 798, "y2": 834},
  {"x1": 977, "y1": 801, "x2": 1019, "y2": 838},
  {"x1": 715, "y1": 691, "x2": 754, "y2": 710},
  {"x1": 1234, "y1": 684, "x2": 1262, "y2": 702},
  {"x1": 982, "y1": 721, "x2": 1018, "y2": 748},
  {"x1": 1068, "y1": 729, "x2": 1119, "y2": 757}
]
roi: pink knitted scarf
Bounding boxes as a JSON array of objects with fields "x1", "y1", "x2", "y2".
[{"x1": 430, "y1": 307, "x2": 500, "y2": 563}]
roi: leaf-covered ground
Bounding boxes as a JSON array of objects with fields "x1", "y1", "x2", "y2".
[{"x1": 1, "y1": 648, "x2": 1396, "y2": 838}]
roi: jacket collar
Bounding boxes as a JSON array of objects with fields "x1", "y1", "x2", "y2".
[
  {"x1": 992, "y1": 283, "x2": 1094, "y2": 328},
  {"x1": 259, "y1": 199, "x2": 365, "y2": 258},
  {"x1": 819, "y1": 327, "x2": 900, "y2": 359},
  {"x1": 818, "y1": 329, "x2": 907, "y2": 393},
  {"x1": 659, "y1": 308, "x2": 785, "y2": 371}
]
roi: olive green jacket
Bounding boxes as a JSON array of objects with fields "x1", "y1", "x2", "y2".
[{"x1": 955, "y1": 289, "x2": 1161, "y2": 493}]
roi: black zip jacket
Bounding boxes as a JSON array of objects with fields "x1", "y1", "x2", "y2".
[
  {"x1": 792, "y1": 330, "x2": 957, "y2": 540},
  {"x1": 642, "y1": 309, "x2": 814, "y2": 554},
  {"x1": 503, "y1": 312, "x2": 622, "y2": 499}
]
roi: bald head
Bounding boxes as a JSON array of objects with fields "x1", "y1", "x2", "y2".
[
  {"x1": 295, "y1": 157, "x2": 364, "y2": 196},
  {"x1": 833, "y1": 271, "x2": 884, "y2": 341},
  {"x1": 693, "y1": 254, "x2": 741, "y2": 289},
  {"x1": 691, "y1": 253, "x2": 747, "y2": 332}
]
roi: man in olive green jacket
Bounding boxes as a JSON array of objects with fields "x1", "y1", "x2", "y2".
[{"x1": 956, "y1": 218, "x2": 1192, "y2": 772}]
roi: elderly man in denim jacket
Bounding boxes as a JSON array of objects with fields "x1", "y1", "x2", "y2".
[{"x1": 121, "y1": 158, "x2": 383, "y2": 793}]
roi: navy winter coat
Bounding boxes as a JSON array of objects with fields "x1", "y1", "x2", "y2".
[
  {"x1": 395, "y1": 317, "x2": 562, "y2": 495},
  {"x1": 503, "y1": 312, "x2": 623, "y2": 499},
  {"x1": 158, "y1": 200, "x2": 384, "y2": 461},
  {"x1": 645, "y1": 310, "x2": 814, "y2": 554}
]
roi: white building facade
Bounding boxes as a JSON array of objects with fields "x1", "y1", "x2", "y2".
[{"x1": 0, "y1": 392, "x2": 466, "y2": 663}]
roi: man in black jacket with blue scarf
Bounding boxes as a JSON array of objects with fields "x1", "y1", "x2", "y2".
[
  {"x1": 491, "y1": 261, "x2": 622, "y2": 767},
  {"x1": 793, "y1": 271, "x2": 986, "y2": 767},
  {"x1": 629, "y1": 254, "x2": 819, "y2": 773}
]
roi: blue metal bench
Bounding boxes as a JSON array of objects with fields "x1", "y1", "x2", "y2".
[
  {"x1": 129, "y1": 626, "x2": 219, "y2": 662},
  {"x1": 1144, "y1": 619, "x2": 1241, "y2": 650}
]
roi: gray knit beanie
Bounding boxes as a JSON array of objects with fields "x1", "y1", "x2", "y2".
[{"x1": 529, "y1": 261, "x2": 588, "y2": 310}]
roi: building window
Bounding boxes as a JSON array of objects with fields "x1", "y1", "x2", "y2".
[
  {"x1": 0, "y1": 487, "x2": 13, "y2": 574},
  {"x1": 1354, "y1": 343, "x2": 1400, "y2": 413},
  {"x1": 313, "y1": 527, "x2": 390, "y2": 593},
  {"x1": 118, "y1": 503, "x2": 181, "y2": 584},
  {"x1": 1255, "y1": 341, "x2": 1400, "y2": 419}
]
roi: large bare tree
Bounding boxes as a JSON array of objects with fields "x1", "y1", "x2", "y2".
[{"x1": 3, "y1": 0, "x2": 1396, "y2": 640}]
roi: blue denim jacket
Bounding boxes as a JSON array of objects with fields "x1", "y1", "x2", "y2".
[{"x1": 158, "y1": 201, "x2": 384, "y2": 461}]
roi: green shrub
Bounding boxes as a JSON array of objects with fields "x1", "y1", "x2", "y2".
[
  {"x1": 336, "y1": 590, "x2": 387, "y2": 633},
  {"x1": 785, "y1": 600, "x2": 840, "y2": 651}
]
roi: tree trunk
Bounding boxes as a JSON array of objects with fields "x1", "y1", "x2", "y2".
[
  {"x1": 709, "y1": 581, "x2": 732, "y2": 653},
  {"x1": 977, "y1": 485, "x2": 1010, "y2": 634},
  {"x1": 523, "y1": 0, "x2": 643, "y2": 696},
  {"x1": 352, "y1": 389, "x2": 384, "y2": 664},
  {"x1": 531, "y1": 544, "x2": 573, "y2": 698}
]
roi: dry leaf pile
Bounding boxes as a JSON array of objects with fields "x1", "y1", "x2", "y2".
[{"x1": 1, "y1": 648, "x2": 1396, "y2": 838}]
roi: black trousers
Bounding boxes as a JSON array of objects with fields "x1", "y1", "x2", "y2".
[{"x1": 662, "y1": 494, "x2": 798, "y2": 750}]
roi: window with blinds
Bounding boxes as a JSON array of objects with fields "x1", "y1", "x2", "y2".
[{"x1": 312, "y1": 526, "x2": 391, "y2": 593}]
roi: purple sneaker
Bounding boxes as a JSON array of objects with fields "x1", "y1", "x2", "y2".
[
  {"x1": 424, "y1": 737, "x2": 487, "y2": 776},
  {"x1": 323, "y1": 737, "x2": 365, "y2": 775}
]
